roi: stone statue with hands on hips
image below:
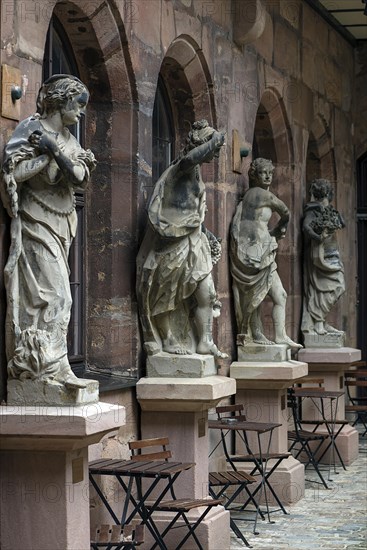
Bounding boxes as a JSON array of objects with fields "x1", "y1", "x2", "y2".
[{"x1": 230, "y1": 157, "x2": 301, "y2": 350}]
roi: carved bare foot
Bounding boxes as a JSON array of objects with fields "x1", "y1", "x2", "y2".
[
  {"x1": 197, "y1": 342, "x2": 228, "y2": 358},
  {"x1": 252, "y1": 330, "x2": 275, "y2": 345},
  {"x1": 314, "y1": 321, "x2": 327, "y2": 335},
  {"x1": 162, "y1": 336, "x2": 191, "y2": 355},
  {"x1": 324, "y1": 323, "x2": 344, "y2": 334},
  {"x1": 275, "y1": 336, "x2": 303, "y2": 349}
]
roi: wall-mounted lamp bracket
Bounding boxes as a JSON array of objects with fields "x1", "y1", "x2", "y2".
[
  {"x1": 232, "y1": 129, "x2": 251, "y2": 174},
  {"x1": 11, "y1": 85, "x2": 22, "y2": 102},
  {"x1": 1, "y1": 64, "x2": 22, "y2": 121}
]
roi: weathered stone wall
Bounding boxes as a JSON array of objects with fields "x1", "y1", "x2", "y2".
[{"x1": 0, "y1": 0, "x2": 359, "y2": 413}]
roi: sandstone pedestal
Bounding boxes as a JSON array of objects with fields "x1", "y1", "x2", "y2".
[
  {"x1": 137, "y1": 373, "x2": 236, "y2": 550},
  {"x1": 230, "y1": 359, "x2": 308, "y2": 505},
  {"x1": 297, "y1": 347, "x2": 361, "y2": 466},
  {"x1": 0, "y1": 402, "x2": 125, "y2": 550}
]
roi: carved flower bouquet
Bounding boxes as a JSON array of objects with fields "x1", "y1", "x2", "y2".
[{"x1": 311, "y1": 205, "x2": 344, "y2": 235}]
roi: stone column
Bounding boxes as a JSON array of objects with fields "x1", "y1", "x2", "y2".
[
  {"x1": 230, "y1": 351, "x2": 308, "y2": 505},
  {"x1": 136, "y1": 356, "x2": 236, "y2": 550},
  {"x1": 0, "y1": 402, "x2": 125, "y2": 550},
  {"x1": 298, "y1": 347, "x2": 361, "y2": 465}
]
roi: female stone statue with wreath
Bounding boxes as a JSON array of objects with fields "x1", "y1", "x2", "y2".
[{"x1": 1, "y1": 75, "x2": 97, "y2": 401}]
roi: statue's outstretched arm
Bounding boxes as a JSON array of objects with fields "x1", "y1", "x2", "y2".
[{"x1": 179, "y1": 131, "x2": 225, "y2": 172}]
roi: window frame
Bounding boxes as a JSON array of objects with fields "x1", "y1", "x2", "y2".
[
  {"x1": 152, "y1": 75, "x2": 175, "y2": 181},
  {"x1": 43, "y1": 16, "x2": 87, "y2": 369}
]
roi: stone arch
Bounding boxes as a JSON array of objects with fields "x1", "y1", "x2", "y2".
[
  {"x1": 306, "y1": 115, "x2": 336, "y2": 194},
  {"x1": 158, "y1": 35, "x2": 216, "y2": 150},
  {"x1": 252, "y1": 88, "x2": 299, "y2": 343},
  {"x1": 45, "y1": 1, "x2": 139, "y2": 376},
  {"x1": 252, "y1": 88, "x2": 294, "y2": 167}
]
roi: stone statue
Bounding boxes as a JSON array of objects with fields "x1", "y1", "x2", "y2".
[
  {"x1": 301, "y1": 178, "x2": 345, "y2": 344},
  {"x1": 230, "y1": 158, "x2": 301, "y2": 351},
  {"x1": 136, "y1": 120, "x2": 227, "y2": 359},
  {"x1": 1, "y1": 74, "x2": 97, "y2": 400}
]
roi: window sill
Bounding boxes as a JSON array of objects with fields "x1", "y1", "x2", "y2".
[{"x1": 73, "y1": 365, "x2": 138, "y2": 392}]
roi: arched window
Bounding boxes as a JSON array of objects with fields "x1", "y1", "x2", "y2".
[
  {"x1": 43, "y1": 17, "x2": 86, "y2": 366},
  {"x1": 152, "y1": 76, "x2": 175, "y2": 181}
]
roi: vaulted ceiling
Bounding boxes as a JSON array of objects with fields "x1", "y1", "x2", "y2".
[{"x1": 308, "y1": 0, "x2": 367, "y2": 42}]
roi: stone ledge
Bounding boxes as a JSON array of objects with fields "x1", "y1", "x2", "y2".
[
  {"x1": 0, "y1": 401, "x2": 125, "y2": 451},
  {"x1": 230, "y1": 360, "x2": 308, "y2": 389},
  {"x1": 298, "y1": 347, "x2": 361, "y2": 365},
  {"x1": 136, "y1": 376, "x2": 236, "y2": 412}
]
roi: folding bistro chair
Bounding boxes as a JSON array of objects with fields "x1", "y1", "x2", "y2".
[
  {"x1": 345, "y1": 369, "x2": 367, "y2": 436},
  {"x1": 90, "y1": 524, "x2": 144, "y2": 550},
  {"x1": 128, "y1": 438, "x2": 222, "y2": 550},
  {"x1": 287, "y1": 388, "x2": 330, "y2": 488},
  {"x1": 214, "y1": 404, "x2": 289, "y2": 533},
  {"x1": 209, "y1": 467, "x2": 256, "y2": 547}
]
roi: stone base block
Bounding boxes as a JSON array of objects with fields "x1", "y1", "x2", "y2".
[
  {"x1": 298, "y1": 347, "x2": 361, "y2": 365},
  {"x1": 311, "y1": 424, "x2": 359, "y2": 466},
  {"x1": 227, "y1": 456, "x2": 305, "y2": 506},
  {"x1": 137, "y1": 376, "x2": 236, "y2": 412},
  {"x1": 140, "y1": 506, "x2": 230, "y2": 550},
  {"x1": 237, "y1": 343, "x2": 290, "y2": 362},
  {"x1": 7, "y1": 378, "x2": 99, "y2": 406},
  {"x1": 230, "y1": 360, "x2": 308, "y2": 390},
  {"x1": 0, "y1": 402, "x2": 125, "y2": 550},
  {"x1": 146, "y1": 352, "x2": 217, "y2": 378},
  {"x1": 303, "y1": 332, "x2": 345, "y2": 348}
]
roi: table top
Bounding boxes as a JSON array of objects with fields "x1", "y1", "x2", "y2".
[
  {"x1": 89, "y1": 458, "x2": 195, "y2": 477},
  {"x1": 208, "y1": 419, "x2": 282, "y2": 433},
  {"x1": 294, "y1": 389, "x2": 344, "y2": 399}
]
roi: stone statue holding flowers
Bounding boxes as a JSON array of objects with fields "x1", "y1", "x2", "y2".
[
  {"x1": 1, "y1": 74, "x2": 98, "y2": 404},
  {"x1": 301, "y1": 178, "x2": 345, "y2": 347}
]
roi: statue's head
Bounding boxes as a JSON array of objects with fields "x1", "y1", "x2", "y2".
[
  {"x1": 248, "y1": 158, "x2": 274, "y2": 188},
  {"x1": 184, "y1": 119, "x2": 216, "y2": 153},
  {"x1": 36, "y1": 74, "x2": 89, "y2": 117},
  {"x1": 310, "y1": 178, "x2": 333, "y2": 201}
]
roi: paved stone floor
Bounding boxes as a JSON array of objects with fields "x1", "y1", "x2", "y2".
[{"x1": 230, "y1": 431, "x2": 367, "y2": 549}]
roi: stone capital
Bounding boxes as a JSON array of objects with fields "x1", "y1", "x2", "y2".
[
  {"x1": 0, "y1": 401, "x2": 125, "y2": 451},
  {"x1": 230, "y1": 360, "x2": 308, "y2": 389},
  {"x1": 136, "y1": 375, "x2": 236, "y2": 412}
]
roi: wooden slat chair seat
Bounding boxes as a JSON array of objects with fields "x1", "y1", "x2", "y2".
[
  {"x1": 214, "y1": 404, "x2": 289, "y2": 519},
  {"x1": 208, "y1": 470, "x2": 256, "y2": 548},
  {"x1": 209, "y1": 470, "x2": 255, "y2": 486},
  {"x1": 344, "y1": 373, "x2": 367, "y2": 436},
  {"x1": 287, "y1": 389, "x2": 331, "y2": 489},
  {"x1": 91, "y1": 524, "x2": 144, "y2": 550},
  {"x1": 128, "y1": 438, "x2": 222, "y2": 550}
]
